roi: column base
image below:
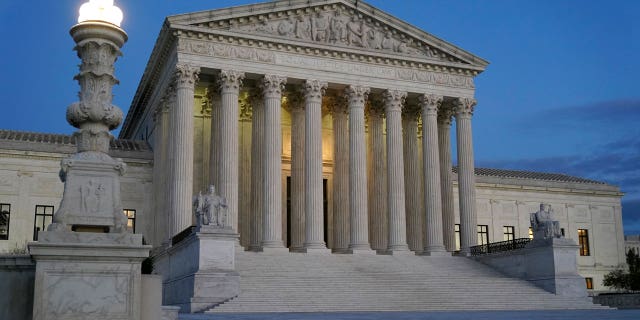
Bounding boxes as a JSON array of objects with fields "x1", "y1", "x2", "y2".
[
  {"x1": 418, "y1": 249, "x2": 451, "y2": 257},
  {"x1": 302, "y1": 247, "x2": 332, "y2": 254},
  {"x1": 246, "y1": 245, "x2": 263, "y2": 252},
  {"x1": 347, "y1": 248, "x2": 376, "y2": 255},
  {"x1": 261, "y1": 247, "x2": 290, "y2": 254}
]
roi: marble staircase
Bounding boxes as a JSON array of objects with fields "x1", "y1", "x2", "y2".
[{"x1": 206, "y1": 251, "x2": 606, "y2": 313}]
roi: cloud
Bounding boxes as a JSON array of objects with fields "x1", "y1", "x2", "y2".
[
  {"x1": 538, "y1": 99, "x2": 640, "y2": 126},
  {"x1": 622, "y1": 199, "x2": 640, "y2": 235}
]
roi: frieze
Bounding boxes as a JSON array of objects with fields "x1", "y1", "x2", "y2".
[
  {"x1": 178, "y1": 39, "x2": 276, "y2": 63},
  {"x1": 178, "y1": 38, "x2": 474, "y2": 89}
]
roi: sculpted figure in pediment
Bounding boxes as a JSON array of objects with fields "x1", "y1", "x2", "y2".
[
  {"x1": 295, "y1": 15, "x2": 312, "y2": 40},
  {"x1": 223, "y1": 7, "x2": 459, "y2": 61},
  {"x1": 346, "y1": 16, "x2": 363, "y2": 46},
  {"x1": 278, "y1": 17, "x2": 295, "y2": 37},
  {"x1": 312, "y1": 12, "x2": 330, "y2": 42},
  {"x1": 329, "y1": 10, "x2": 348, "y2": 44}
]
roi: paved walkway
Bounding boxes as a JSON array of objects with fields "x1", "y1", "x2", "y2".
[{"x1": 181, "y1": 309, "x2": 640, "y2": 320}]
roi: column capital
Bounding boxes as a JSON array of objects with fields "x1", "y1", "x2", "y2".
[
  {"x1": 367, "y1": 96, "x2": 385, "y2": 118},
  {"x1": 302, "y1": 79, "x2": 328, "y2": 103},
  {"x1": 454, "y1": 97, "x2": 477, "y2": 118},
  {"x1": 325, "y1": 94, "x2": 348, "y2": 115},
  {"x1": 248, "y1": 87, "x2": 264, "y2": 107},
  {"x1": 383, "y1": 89, "x2": 407, "y2": 113},
  {"x1": 344, "y1": 85, "x2": 370, "y2": 107},
  {"x1": 402, "y1": 100, "x2": 421, "y2": 121},
  {"x1": 216, "y1": 70, "x2": 245, "y2": 93},
  {"x1": 438, "y1": 102, "x2": 456, "y2": 126},
  {"x1": 419, "y1": 94, "x2": 443, "y2": 116},
  {"x1": 283, "y1": 90, "x2": 305, "y2": 113},
  {"x1": 260, "y1": 75, "x2": 287, "y2": 99},
  {"x1": 174, "y1": 63, "x2": 200, "y2": 88}
]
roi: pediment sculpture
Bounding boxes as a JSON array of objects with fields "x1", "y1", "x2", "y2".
[
  {"x1": 530, "y1": 203, "x2": 563, "y2": 240},
  {"x1": 225, "y1": 8, "x2": 461, "y2": 62}
]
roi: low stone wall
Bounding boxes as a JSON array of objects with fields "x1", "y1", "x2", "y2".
[
  {"x1": 0, "y1": 255, "x2": 35, "y2": 319},
  {"x1": 593, "y1": 294, "x2": 640, "y2": 309},
  {"x1": 473, "y1": 238, "x2": 588, "y2": 297}
]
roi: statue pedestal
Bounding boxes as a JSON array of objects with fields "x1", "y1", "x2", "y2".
[
  {"x1": 28, "y1": 232, "x2": 150, "y2": 320},
  {"x1": 524, "y1": 237, "x2": 588, "y2": 298},
  {"x1": 154, "y1": 227, "x2": 239, "y2": 313}
]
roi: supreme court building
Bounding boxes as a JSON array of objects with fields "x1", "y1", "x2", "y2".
[
  {"x1": 122, "y1": 0, "x2": 486, "y2": 256},
  {"x1": 0, "y1": 0, "x2": 625, "y2": 295}
]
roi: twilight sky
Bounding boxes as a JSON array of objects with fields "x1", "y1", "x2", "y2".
[{"x1": 1, "y1": 1, "x2": 638, "y2": 233}]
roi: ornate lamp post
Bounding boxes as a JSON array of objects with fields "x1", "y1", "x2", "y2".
[
  {"x1": 30, "y1": 3, "x2": 151, "y2": 320},
  {"x1": 48, "y1": 0, "x2": 129, "y2": 233}
]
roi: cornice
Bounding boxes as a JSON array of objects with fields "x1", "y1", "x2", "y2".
[
  {"x1": 166, "y1": 0, "x2": 489, "y2": 68},
  {"x1": 172, "y1": 25, "x2": 483, "y2": 76}
]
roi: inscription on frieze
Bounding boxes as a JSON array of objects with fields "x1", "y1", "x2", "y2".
[{"x1": 179, "y1": 39, "x2": 474, "y2": 89}]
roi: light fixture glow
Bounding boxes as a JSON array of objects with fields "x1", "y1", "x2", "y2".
[{"x1": 78, "y1": 0, "x2": 123, "y2": 27}]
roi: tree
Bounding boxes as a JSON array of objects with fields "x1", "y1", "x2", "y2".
[{"x1": 603, "y1": 249, "x2": 640, "y2": 291}]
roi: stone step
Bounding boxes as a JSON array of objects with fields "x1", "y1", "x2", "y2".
[{"x1": 207, "y1": 253, "x2": 602, "y2": 313}]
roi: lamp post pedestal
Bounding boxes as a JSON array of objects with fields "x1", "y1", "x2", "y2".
[{"x1": 28, "y1": 6, "x2": 153, "y2": 319}]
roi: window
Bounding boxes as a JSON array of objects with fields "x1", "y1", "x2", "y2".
[
  {"x1": 477, "y1": 225, "x2": 489, "y2": 246},
  {"x1": 34, "y1": 205, "x2": 54, "y2": 241},
  {"x1": 561, "y1": 228, "x2": 565, "y2": 237},
  {"x1": 528, "y1": 227, "x2": 533, "y2": 239},
  {"x1": 0, "y1": 203, "x2": 10, "y2": 240},
  {"x1": 503, "y1": 226, "x2": 515, "y2": 241},
  {"x1": 578, "y1": 229, "x2": 590, "y2": 256},
  {"x1": 585, "y1": 277, "x2": 593, "y2": 290},
  {"x1": 454, "y1": 224, "x2": 460, "y2": 251},
  {"x1": 124, "y1": 209, "x2": 136, "y2": 233}
]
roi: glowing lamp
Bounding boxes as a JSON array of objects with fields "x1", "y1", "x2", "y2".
[{"x1": 78, "y1": 0, "x2": 123, "y2": 27}]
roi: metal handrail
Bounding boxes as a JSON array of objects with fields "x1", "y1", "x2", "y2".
[{"x1": 470, "y1": 238, "x2": 532, "y2": 256}]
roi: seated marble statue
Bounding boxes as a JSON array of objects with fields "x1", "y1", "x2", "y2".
[
  {"x1": 193, "y1": 185, "x2": 228, "y2": 228},
  {"x1": 530, "y1": 203, "x2": 562, "y2": 240}
]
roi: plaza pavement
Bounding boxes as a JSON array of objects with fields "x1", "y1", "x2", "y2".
[{"x1": 180, "y1": 309, "x2": 640, "y2": 320}]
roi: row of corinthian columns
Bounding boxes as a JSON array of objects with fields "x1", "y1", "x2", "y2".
[{"x1": 159, "y1": 63, "x2": 479, "y2": 255}]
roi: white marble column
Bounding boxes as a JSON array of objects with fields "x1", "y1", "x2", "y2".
[
  {"x1": 260, "y1": 75, "x2": 288, "y2": 251},
  {"x1": 384, "y1": 90, "x2": 409, "y2": 253},
  {"x1": 330, "y1": 96, "x2": 350, "y2": 253},
  {"x1": 215, "y1": 70, "x2": 245, "y2": 235},
  {"x1": 455, "y1": 97, "x2": 478, "y2": 255},
  {"x1": 152, "y1": 98, "x2": 170, "y2": 246},
  {"x1": 368, "y1": 99, "x2": 387, "y2": 252},
  {"x1": 208, "y1": 87, "x2": 220, "y2": 193},
  {"x1": 168, "y1": 63, "x2": 200, "y2": 237},
  {"x1": 286, "y1": 92, "x2": 305, "y2": 252},
  {"x1": 345, "y1": 85, "x2": 373, "y2": 253},
  {"x1": 248, "y1": 90, "x2": 264, "y2": 251},
  {"x1": 420, "y1": 94, "x2": 447, "y2": 255},
  {"x1": 302, "y1": 80, "x2": 329, "y2": 252},
  {"x1": 402, "y1": 103, "x2": 423, "y2": 252},
  {"x1": 438, "y1": 104, "x2": 456, "y2": 252}
]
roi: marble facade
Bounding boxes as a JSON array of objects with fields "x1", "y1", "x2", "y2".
[{"x1": 0, "y1": 0, "x2": 627, "y2": 294}]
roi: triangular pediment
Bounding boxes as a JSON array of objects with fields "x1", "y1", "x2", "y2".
[{"x1": 167, "y1": 0, "x2": 488, "y2": 69}]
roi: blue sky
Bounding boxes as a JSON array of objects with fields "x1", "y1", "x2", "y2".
[{"x1": 1, "y1": 1, "x2": 639, "y2": 233}]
